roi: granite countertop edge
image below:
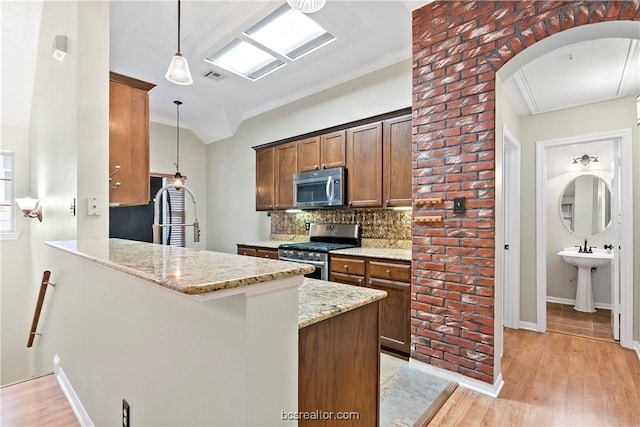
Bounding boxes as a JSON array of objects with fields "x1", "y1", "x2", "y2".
[
  {"x1": 298, "y1": 278, "x2": 387, "y2": 329},
  {"x1": 330, "y1": 247, "x2": 412, "y2": 261},
  {"x1": 46, "y1": 239, "x2": 315, "y2": 296}
]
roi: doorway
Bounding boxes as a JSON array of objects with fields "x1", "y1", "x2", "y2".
[{"x1": 535, "y1": 129, "x2": 634, "y2": 349}]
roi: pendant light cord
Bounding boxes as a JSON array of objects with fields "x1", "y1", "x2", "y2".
[
  {"x1": 177, "y1": 0, "x2": 181, "y2": 53},
  {"x1": 174, "y1": 100, "x2": 182, "y2": 174}
]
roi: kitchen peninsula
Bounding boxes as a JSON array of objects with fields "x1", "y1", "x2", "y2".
[{"x1": 38, "y1": 239, "x2": 385, "y2": 426}]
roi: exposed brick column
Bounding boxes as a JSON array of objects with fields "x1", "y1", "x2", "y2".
[{"x1": 411, "y1": 0, "x2": 640, "y2": 384}]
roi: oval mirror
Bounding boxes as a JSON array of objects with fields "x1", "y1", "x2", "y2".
[{"x1": 559, "y1": 174, "x2": 611, "y2": 237}]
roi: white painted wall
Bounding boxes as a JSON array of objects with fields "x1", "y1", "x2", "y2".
[
  {"x1": 517, "y1": 96, "x2": 639, "y2": 337},
  {"x1": 0, "y1": 125, "x2": 32, "y2": 385},
  {"x1": 206, "y1": 59, "x2": 412, "y2": 254},
  {"x1": 26, "y1": 0, "x2": 109, "y2": 378},
  {"x1": 37, "y1": 245, "x2": 298, "y2": 426},
  {"x1": 150, "y1": 122, "x2": 207, "y2": 249}
]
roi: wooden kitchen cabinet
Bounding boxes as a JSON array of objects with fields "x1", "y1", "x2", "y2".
[
  {"x1": 237, "y1": 245, "x2": 278, "y2": 260},
  {"x1": 382, "y1": 115, "x2": 412, "y2": 207},
  {"x1": 109, "y1": 72, "x2": 155, "y2": 206},
  {"x1": 255, "y1": 142, "x2": 297, "y2": 211},
  {"x1": 346, "y1": 122, "x2": 383, "y2": 208},
  {"x1": 255, "y1": 146, "x2": 275, "y2": 211},
  {"x1": 297, "y1": 130, "x2": 346, "y2": 172},
  {"x1": 368, "y1": 260, "x2": 411, "y2": 354},
  {"x1": 330, "y1": 254, "x2": 411, "y2": 355}
]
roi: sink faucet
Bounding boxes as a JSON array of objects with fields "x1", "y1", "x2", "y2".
[
  {"x1": 578, "y1": 239, "x2": 592, "y2": 253},
  {"x1": 152, "y1": 182, "x2": 200, "y2": 244}
]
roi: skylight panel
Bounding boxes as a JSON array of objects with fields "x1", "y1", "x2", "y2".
[
  {"x1": 205, "y1": 39, "x2": 285, "y2": 81},
  {"x1": 244, "y1": 5, "x2": 335, "y2": 60}
]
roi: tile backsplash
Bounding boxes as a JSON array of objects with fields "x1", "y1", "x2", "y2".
[{"x1": 270, "y1": 209, "x2": 412, "y2": 249}]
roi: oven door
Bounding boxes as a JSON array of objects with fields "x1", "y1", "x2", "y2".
[{"x1": 278, "y1": 256, "x2": 327, "y2": 281}]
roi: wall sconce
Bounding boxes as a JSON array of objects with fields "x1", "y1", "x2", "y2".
[
  {"x1": 15, "y1": 198, "x2": 43, "y2": 222},
  {"x1": 572, "y1": 154, "x2": 598, "y2": 169},
  {"x1": 52, "y1": 35, "x2": 67, "y2": 61}
]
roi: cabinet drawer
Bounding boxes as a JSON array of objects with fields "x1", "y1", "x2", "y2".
[
  {"x1": 330, "y1": 272, "x2": 365, "y2": 287},
  {"x1": 237, "y1": 246, "x2": 257, "y2": 257},
  {"x1": 257, "y1": 249, "x2": 278, "y2": 260},
  {"x1": 330, "y1": 256, "x2": 365, "y2": 275},
  {"x1": 368, "y1": 261, "x2": 410, "y2": 282}
]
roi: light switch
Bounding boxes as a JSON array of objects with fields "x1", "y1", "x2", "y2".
[{"x1": 87, "y1": 197, "x2": 102, "y2": 216}]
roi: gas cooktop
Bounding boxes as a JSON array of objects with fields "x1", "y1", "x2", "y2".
[{"x1": 278, "y1": 241, "x2": 358, "y2": 253}]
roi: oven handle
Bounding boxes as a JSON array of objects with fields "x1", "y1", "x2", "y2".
[
  {"x1": 278, "y1": 256, "x2": 326, "y2": 267},
  {"x1": 326, "y1": 176, "x2": 333, "y2": 204}
]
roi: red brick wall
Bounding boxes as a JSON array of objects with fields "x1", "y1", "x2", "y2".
[{"x1": 411, "y1": 1, "x2": 640, "y2": 383}]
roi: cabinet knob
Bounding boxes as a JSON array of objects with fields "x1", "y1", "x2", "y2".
[
  {"x1": 358, "y1": 278, "x2": 363, "y2": 284},
  {"x1": 315, "y1": 165, "x2": 319, "y2": 170},
  {"x1": 275, "y1": 204, "x2": 279, "y2": 209},
  {"x1": 321, "y1": 163, "x2": 326, "y2": 169},
  {"x1": 386, "y1": 269, "x2": 391, "y2": 274},
  {"x1": 344, "y1": 264, "x2": 349, "y2": 270},
  {"x1": 385, "y1": 199, "x2": 390, "y2": 206},
  {"x1": 369, "y1": 279, "x2": 373, "y2": 285},
  {"x1": 270, "y1": 205, "x2": 273, "y2": 209},
  {"x1": 264, "y1": 255, "x2": 269, "y2": 258}
]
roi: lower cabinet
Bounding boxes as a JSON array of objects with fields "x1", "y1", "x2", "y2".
[
  {"x1": 330, "y1": 255, "x2": 411, "y2": 355},
  {"x1": 236, "y1": 245, "x2": 278, "y2": 260},
  {"x1": 299, "y1": 301, "x2": 380, "y2": 426}
]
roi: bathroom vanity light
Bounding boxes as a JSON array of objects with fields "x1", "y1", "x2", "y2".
[
  {"x1": 15, "y1": 198, "x2": 42, "y2": 222},
  {"x1": 572, "y1": 154, "x2": 598, "y2": 168}
]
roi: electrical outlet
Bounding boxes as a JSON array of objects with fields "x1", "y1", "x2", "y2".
[
  {"x1": 305, "y1": 222, "x2": 311, "y2": 231},
  {"x1": 122, "y1": 399, "x2": 130, "y2": 427}
]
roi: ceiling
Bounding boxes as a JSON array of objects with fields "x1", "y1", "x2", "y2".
[{"x1": 2, "y1": 2, "x2": 639, "y2": 145}]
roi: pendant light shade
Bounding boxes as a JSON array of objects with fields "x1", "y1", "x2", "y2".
[
  {"x1": 287, "y1": 0, "x2": 326, "y2": 14},
  {"x1": 166, "y1": 0, "x2": 193, "y2": 85},
  {"x1": 166, "y1": 53, "x2": 193, "y2": 85}
]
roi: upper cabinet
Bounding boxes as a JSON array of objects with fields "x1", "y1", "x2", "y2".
[
  {"x1": 297, "y1": 131, "x2": 346, "y2": 172},
  {"x1": 109, "y1": 72, "x2": 155, "y2": 206},
  {"x1": 255, "y1": 142, "x2": 298, "y2": 211},
  {"x1": 346, "y1": 122, "x2": 383, "y2": 208},
  {"x1": 383, "y1": 115, "x2": 412, "y2": 207}
]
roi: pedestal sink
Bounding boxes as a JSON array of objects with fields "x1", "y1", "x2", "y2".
[{"x1": 557, "y1": 247, "x2": 613, "y2": 312}]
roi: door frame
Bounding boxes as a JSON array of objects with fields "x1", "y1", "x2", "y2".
[
  {"x1": 535, "y1": 129, "x2": 633, "y2": 348},
  {"x1": 502, "y1": 126, "x2": 521, "y2": 329}
]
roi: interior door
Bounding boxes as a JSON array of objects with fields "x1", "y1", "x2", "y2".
[{"x1": 610, "y1": 142, "x2": 621, "y2": 341}]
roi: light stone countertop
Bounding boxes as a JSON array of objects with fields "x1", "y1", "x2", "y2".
[
  {"x1": 46, "y1": 239, "x2": 314, "y2": 295},
  {"x1": 330, "y1": 247, "x2": 412, "y2": 261},
  {"x1": 298, "y1": 278, "x2": 387, "y2": 329},
  {"x1": 236, "y1": 240, "x2": 287, "y2": 249}
]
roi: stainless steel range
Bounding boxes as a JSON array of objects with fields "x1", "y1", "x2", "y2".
[{"x1": 278, "y1": 223, "x2": 360, "y2": 281}]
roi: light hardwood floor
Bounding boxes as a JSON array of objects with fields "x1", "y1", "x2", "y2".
[
  {"x1": 428, "y1": 328, "x2": 640, "y2": 426},
  {"x1": 547, "y1": 302, "x2": 614, "y2": 342},
  {"x1": 0, "y1": 374, "x2": 79, "y2": 427}
]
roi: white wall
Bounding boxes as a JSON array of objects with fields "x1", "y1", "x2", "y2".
[
  {"x1": 150, "y1": 122, "x2": 207, "y2": 249},
  {"x1": 517, "y1": 96, "x2": 639, "y2": 334},
  {"x1": 0, "y1": 125, "x2": 32, "y2": 385},
  {"x1": 27, "y1": 0, "x2": 109, "y2": 378},
  {"x1": 206, "y1": 59, "x2": 412, "y2": 254}
]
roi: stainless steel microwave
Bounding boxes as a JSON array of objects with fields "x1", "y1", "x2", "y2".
[{"x1": 293, "y1": 167, "x2": 346, "y2": 209}]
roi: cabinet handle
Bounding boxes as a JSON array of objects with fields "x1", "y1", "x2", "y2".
[
  {"x1": 344, "y1": 264, "x2": 349, "y2": 270},
  {"x1": 369, "y1": 279, "x2": 373, "y2": 285},
  {"x1": 275, "y1": 204, "x2": 279, "y2": 209},
  {"x1": 321, "y1": 163, "x2": 326, "y2": 169},
  {"x1": 385, "y1": 199, "x2": 390, "y2": 206},
  {"x1": 386, "y1": 269, "x2": 391, "y2": 274},
  {"x1": 315, "y1": 165, "x2": 319, "y2": 170},
  {"x1": 270, "y1": 205, "x2": 273, "y2": 209},
  {"x1": 358, "y1": 278, "x2": 363, "y2": 285},
  {"x1": 264, "y1": 255, "x2": 269, "y2": 258}
]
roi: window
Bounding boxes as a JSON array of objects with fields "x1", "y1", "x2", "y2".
[{"x1": 0, "y1": 151, "x2": 15, "y2": 233}]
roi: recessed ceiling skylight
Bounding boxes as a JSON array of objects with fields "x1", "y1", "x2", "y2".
[
  {"x1": 244, "y1": 4, "x2": 335, "y2": 60},
  {"x1": 205, "y1": 39, "x2": 285, "y2": 81}
]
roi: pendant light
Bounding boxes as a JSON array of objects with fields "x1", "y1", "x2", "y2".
[
  {"x1": 165, "y1": 0, "x2": 193, "y2": 85},
  {"x1": 173, "y1": 100, "x2": 185, "y2": 189},
  {"x1": 287, "y1": 0, "x2": 326, "y2": 14}
]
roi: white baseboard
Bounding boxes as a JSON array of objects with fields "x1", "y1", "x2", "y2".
[
  {"x1": 53, "y1": 355, "x2": 94, "y2": 427},
  {"x1": 634, "y1": 341, "x2": 640, "y2": 362},
  {"x1": 546, "y1": 296, "x2": 612, "y2": 310},
  {"x1": 518, "y1": 321, "x2": 538, "y2": 332},
  {"x1": 408, "y1": 358, "x2": 504, "y2": 398}
]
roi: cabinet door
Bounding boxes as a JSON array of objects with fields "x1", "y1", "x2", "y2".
[
  {"x1": 347, "y1": 122, "x2": 383, "y2": 208},
  {"x1": 320, "y1": 130, "x2": 346, "y2": 170},
  {"x1": 368, "y1": 277, "x2": 411, "y2": 353},
  {"x1": 255, "y1": 147, "x2": 275, "y2": 211},
  {"x1": 383, "y1": 115, "x2": 412, "y2": 207},
  {"x1": 297, "y1": 137, "x2": 321, "y2": 172},
  {"x1": 257, "y1": 248, "x2": 278, "y2": 260},
  {"x1": 237, "y1": 246, "x2": 257, "y2": 257},
  {"x1": 274, "y1": 142, "x2": 297, "y2": 210},
  {"x1": 109, "y1": 77, "x2": 153, "y2": 206}
]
